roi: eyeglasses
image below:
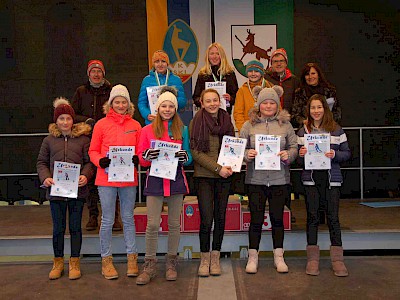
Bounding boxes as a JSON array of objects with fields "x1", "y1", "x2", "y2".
[{"x1": 272, "y1": 59, "x2": 286, "y2": 64}]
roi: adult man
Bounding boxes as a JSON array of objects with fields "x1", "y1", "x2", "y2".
[
  {"x1": 264, "y1": 49, "x2": 299, "y2": 223},
  {"x1": 72, "y1": 60, "x2": 122, "y2": 231}
]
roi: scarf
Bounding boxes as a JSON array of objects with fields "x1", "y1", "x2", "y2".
[
  {"x1": 190, "y1": 108, "x2": 234, "y2": 152},
  {"x1": 89, "y1": 78, "x2": 105, "y2": 88}
]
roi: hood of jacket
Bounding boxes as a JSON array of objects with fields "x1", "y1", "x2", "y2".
[{"x1": 48, "y1": 122, "x2": 91, "y2": 138}]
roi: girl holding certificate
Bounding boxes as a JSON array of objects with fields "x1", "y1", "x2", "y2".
[
  {"x1": 89, "y1": 85, "x2": 142, "y2": 280},
  {"x1": 239, "y1": 86, "x2": 297, "y2": 274},
  {"x1": 136, "y1": 87, "x2": 192, "y2": 285},
  {"x1": 192, "y1": 42, "x2": 238, "y2": 115},
  {"x1": 297, "y1": 94, "x2": 350, "y2": 277},
  {"x1": 190, "y1": 89, "x2": 235, "y2": 277},
  {"x1": 138, "y1": 50, "x2": 186, "y2": 125},
  {"x1": 37, "y1": 98, "x2": 95, "y2": 280}
]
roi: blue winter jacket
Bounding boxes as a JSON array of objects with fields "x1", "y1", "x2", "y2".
[
  {"x1": 297, "y1": 125, "x2": 351, "y2": 186},
  {"x1": 138, "y1": 69, "x2": 187, "y2": 125}
]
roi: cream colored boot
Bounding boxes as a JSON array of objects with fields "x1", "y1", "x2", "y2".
[
  {"x1": 273, "y1": 248, "x2": 288, "y2": 273},
  {"x1": 49, "y1": 257, "x2": 64, "y2": 280},
  {"x1": 245, "y1": 249, "x2": 259, "y2": 274},
  {"x1": 198, "y1": 252, "x2": 211, "y2": 277},
  {"x1": 210, "y1": 250, "x2": 221, "y2": 276}
]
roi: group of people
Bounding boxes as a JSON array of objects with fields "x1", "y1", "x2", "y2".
[{"x1": 36, "y1": 42, "x2": 349, "y2": 284}]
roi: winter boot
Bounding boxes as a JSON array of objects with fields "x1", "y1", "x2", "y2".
[
  {"x1": 245, "y1": 249, "x2": 259, "y2": 274},
  {"x1": 210, "y1": 250, "x2": 221, "y2": 276},
  {"x1": 136, "y1": 258, "x2": 157, "y2": 285},
  {"x1": 101, "y1": 256, "x2": 119, "y2": 280},
  {"x1": 49, "y1": 257, "x2": 64, "y2": 280},
  {"x1": 198, "y1": 252, "x2": 211, "y2": 277},
  {"x1": 86, "y1": 215, "x2": 98, "y2": 231},
  {"x1": 69, "y1": 257, "x2": 81, "y2": 280},
  {"x1": 273, "y1": 248, "x2": 289, "y2": 273},
  {"x1": 330, "y1": 246, "x2": 348, "y2": 277},
  {"x1": 127, "y1": 253, "x2": 139, "y2": 277},
  {"x1": 306, "y1": 245, "x2": 320, "y2": 276},
  {"x1": 165, "y1": 254, "x2": 178, "y2": 281}
]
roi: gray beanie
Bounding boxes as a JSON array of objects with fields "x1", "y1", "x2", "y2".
[
  {"x1": 108, "y1": 84, "x2": 131, "y2": 105},
  {"x1": 252, "y1": 85, "x2": 284, "y2": 108}
]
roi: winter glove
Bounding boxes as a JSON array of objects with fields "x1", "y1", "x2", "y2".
[
  {"x1": 85, "y1": 118, "x2": 95, "y2": 128},
  {"x1": 99, "y1": 157, "x2": 111, "y2": 169},
  {"x1": 142, "y1": 149, "x2": 160, "y2": 161},
  {"x1": 175, "y1": 150, "x2": 189, "y2": 164},
  {"x1": 132, "y1": 155, "x2": 139, "y2": 168}
]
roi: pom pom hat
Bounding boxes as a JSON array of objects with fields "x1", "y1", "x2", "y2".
[
  {"x1": 53, "y1": 97, "x2": 75, "y2": 122},
  {"x1": 108, "y1": 84, "x2": 131, "y2": 105},
  {"x1": 252, "y1": 85, "x2": 284, "y2": 108},
  {"x1": 155, "y1": 86, "x2": 178, "y2": 111}
]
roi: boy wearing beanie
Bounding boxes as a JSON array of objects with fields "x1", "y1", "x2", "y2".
[{"x1": 234, "y1": 60, "x2": 273, "y2": 131}]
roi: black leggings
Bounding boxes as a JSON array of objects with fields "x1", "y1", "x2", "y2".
[{"x1": 248, "y1": 184, "x2": 287, "y2": 250}]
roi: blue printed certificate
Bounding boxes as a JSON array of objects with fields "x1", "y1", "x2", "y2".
[
  {"x1": 304, "y1": 134, "x2": 331, "y2": 170},
  {"x1": 255, "y1": 134, "x2": 281, "y2": 170},
  {"x1": 50, "y1": 161, "x2": 80, "y2": 198},
  {"x1": 149, "y1": 140, "x2": 181, "y2": 180},
  {"x1": 217, "y1": 135, "x2": 247, "y2": 172},
  {"x1": 108, "y1": 146, "x2": 135, "y2": 182}
]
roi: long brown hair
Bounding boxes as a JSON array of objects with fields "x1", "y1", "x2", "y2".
[
  {"x1": 152, "y1": 109, "x2": 183, "y2": 140},
  {"x1": 299, "y1": 62, "x2": 335, "y2": 96},
  {"x1": 306, "y1": 94, "x2": 336, "y2": 133}
]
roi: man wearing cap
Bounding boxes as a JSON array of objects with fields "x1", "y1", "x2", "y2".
[
  {"x1": 264, "y1": 49, "x2": 299, "y2": 223},
  {"x1": 234, "y1": 60, "x2": 273, "y2": 131},
  {"x1": 72, "y1": 60, "x2": 122, "y2": 231}
]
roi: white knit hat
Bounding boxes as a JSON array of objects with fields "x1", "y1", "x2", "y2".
[
  {"x1": 155, "y1": 86, "x2": 178, "y2": 111},
  {"x1": 108, "y1": 84, "x2": 131, "y2": 105}
]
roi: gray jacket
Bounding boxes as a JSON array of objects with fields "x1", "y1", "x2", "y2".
[{"x1": 240, "y1": 109, "x2": 298, "y2": 186}]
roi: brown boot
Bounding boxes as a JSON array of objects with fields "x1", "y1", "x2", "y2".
[
  {"x1": 330, "y1": 246, "x2": 348, "y2": 277},
  {"x1": 49, "y1": 257, "x2": 64, "y2": 280},
  {"x1": 101, "y1": 256, "x2": 119, "y2": 280},
  {"x1": 86, "y1": 215, "x2": 98, "y2": 231},
  {"x1": 136, "y1": 258, "x2": 157, "y2": 285},
  {"x1": 127, "y1": 253, "x2": 139, "y2": 277},
  {"x1": 113, "y1": 199, "x2": 122, "y2": 231},
  {"x1": 69, "y1": 257, "x2": 81, "y2": 280},
  {"x1": 198, "y1": 252, "x2": 210, "y2": 277},
  {"x1": 165, "y1": 254, "x2": 178, "y2": 281},
  {"x1": 210, "y1": 250, "x2": 221, "y2": 276},
  {"x1": 306, "y1": 245, "x2": 320, "y2": 276}
]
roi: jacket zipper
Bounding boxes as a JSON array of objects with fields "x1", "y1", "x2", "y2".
[{"x1": 93, "y1": 95, "x2": 97, "y2": 119}]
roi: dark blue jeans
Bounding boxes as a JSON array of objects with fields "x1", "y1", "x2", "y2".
[
  {"x1": 50, "y1": 199, "x2": 84, "y2": 257},
  {"x1": 304, "y1": 171, "x2": 342, "y2": 246}
]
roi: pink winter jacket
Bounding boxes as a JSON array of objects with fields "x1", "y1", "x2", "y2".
[{"x1": 89, "y1": 108, "x2": 142, "y2": 187}]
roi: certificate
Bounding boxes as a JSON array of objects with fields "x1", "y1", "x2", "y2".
[
  {"x1": 304, "y1": 134, "x2": 331, "y2": 170},
  {"x1": 50, "y1": 161, "x2": 80, "y2": 198},
  {"x1": 255, "y1": 134, "x2": 281, "y2": 170},
  {"x1": 217, "y1": 135, "x2": 247, "y2": 172},
  {"x1": 146, "y1": 85, "x2": 166, "y2": 115},
  {"x1": 149, "y1": 140, "x2": 181, "y2": 180},
  {"x1": 108, "y1": 146, "x2": 135, "y2": 182},
  {"x1": 205, "y1": 81, "x2": 227, "y2": 110}
]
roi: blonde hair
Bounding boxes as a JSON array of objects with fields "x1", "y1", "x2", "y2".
[
  {"x1": 103, "y1": 101, "x2": 135, "y2": 116},
  {"x1": 152, "y1": 111, "x2": 184, "y2": 140},
  {"x1": 199, "y1": 42, "x2": 235, "y2": 76}
]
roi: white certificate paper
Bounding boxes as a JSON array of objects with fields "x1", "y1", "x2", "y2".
[
  {"x1": 50, "y1": 161, "x2": 80, "y2": 198},
  {"x1": 217, "y1": 135, "x2": 247, "y2": 172},
  {"x1": 108, "y1": 146, "x2": 135, "y2": 182},
  {"x1": 304, "y1": 134, "x2": 331, "y2": 170},
  {"x1": 149, "y1": 140, "x2": 181, "y2": 180},
  {"x1": 205, "y1": 81, "x2": 227, "y2": 111},
  {"x1": 146, "y1": 85, "x2": 166, "y2": 115},
  {"x1": 255, "y1": 134, "x2": 281, "y2": 170}
]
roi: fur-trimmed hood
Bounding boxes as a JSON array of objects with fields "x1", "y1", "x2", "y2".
[
  {"x1": 48, "y1": 122, "x2": 91, "y2": 138},
  {"x1": 248, "y1": 107, "x2": 291, "y2": 126}
]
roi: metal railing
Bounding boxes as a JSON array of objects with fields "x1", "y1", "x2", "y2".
[{"x1": 1, "y1": 126, "x2": 399, "y2": 202}]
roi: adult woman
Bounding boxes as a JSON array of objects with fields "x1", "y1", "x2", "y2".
[
  {"x1": 138, "y1": 50, "x2": 186, "y2": 125},
  {"x1": 89, "y1": 85, "x2": 142, "y2": 280},
  {"x1": 190, "y1": 89, "x2": 235, "y2": 277},
  {"x1": 234, "y1": 60, "x2": 273, "y2": 131},
  {"x1": 193, "y1": 43, "x2": 238, "y2": 115},
  {"x1": 297, "y1": 94, "x2": 350, "y2": 277},
  {"x1": 37, "y1": 98, "x2": 95, "y2": 280},
  {"x1": 136, "y1": 87, "x2": 192, "y2": 285},
  {"x1": 292, "y1": 62, "x2": 341, "y2": 128},
  {"x1": 239, "y1": 86, "x2": 297, "y2": 274}
]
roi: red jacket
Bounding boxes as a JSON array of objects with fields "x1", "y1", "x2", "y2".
[{"x1": 89, "y1": 108, "x2": 142, "y2": 187}]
